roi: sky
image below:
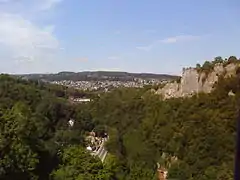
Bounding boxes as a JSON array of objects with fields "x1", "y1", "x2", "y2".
[{"x1": 0, "y1": 0, "x2": 239, "y2": 75}]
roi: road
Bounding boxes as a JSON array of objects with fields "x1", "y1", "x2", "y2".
[{"x1": 92, "y1": 137, "x2": 108, "y2": 162}]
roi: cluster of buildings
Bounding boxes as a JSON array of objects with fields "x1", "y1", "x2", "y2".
[
  {"x1": 85, "y1": 131, "x2": 104, "y2": 152},
  {"x1": 50, "y1": 78, "x2": 167, "y2": 92},
  {"x1": 85, "y1": 132, "x2": 108, "y2": 162},
  {"x1": 68, "y1": 121, "x2": 104, "y2": 154},
  {"x1": 69, "y1": 96, "x2": 91, "y2": 103}
]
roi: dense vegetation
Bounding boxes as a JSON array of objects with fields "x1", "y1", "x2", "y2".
[
  {"x1": 0, "y1": 75, "x2": 111, "y2": 180},
  {"x1": 0, "y1": 59, "x2": 239, "y2": 179},
  {"x1": 88, "y1": 74, "x2": 238, "y2": 180}
]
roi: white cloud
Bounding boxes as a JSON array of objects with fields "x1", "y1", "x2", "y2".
[
  {"x1": 75, "y1": 57, "x2": 88, "y2": 62},
  {"x1": 108, "y1": 56, "x2": 120, "y2": 60},
  {"x1": 0, "y1": 0, "x2": 63, "y2": 70},
  {"x1": 0, "y1": 0, "x2": 63, "y2": 24},
  {"x1": 160, "y1": 35, "x2": 200, "y2": 44},
  {"x1": 0, "y1": 0, "x2": 62, "y2": 11},
  {"x1": 38, "y1": 0, "x2": 63, "y2": 11},
  {"x1": 0, "y1": 13, "x2": 60, "y2": 62},
  {"x1": 136, "y1": 35, "x2": 200, "y2": 51},
  {"x1": 136, "y1": 45, "x2": 152, "y2": 52}
]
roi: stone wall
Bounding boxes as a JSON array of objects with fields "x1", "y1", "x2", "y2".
[{"x1": 156, "y1": 62, "x2": 239, "y2": 99}]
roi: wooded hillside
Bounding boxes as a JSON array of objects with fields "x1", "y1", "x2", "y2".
[{"x1": 0, "y1": 70, "x2": 238, "y2": 179}]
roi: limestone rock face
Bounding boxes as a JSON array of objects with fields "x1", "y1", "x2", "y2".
[
  {"x1": 157, "y1": 81, "x2": 180, "y2": 99},
  {"x1": 181, "y1": 68, "x2": 199, "y2": 96},
  {"x1": 156, "y1": 62, "x2": 239, "y2": 99}
]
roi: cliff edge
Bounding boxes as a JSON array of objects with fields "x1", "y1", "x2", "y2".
[{"x1": 156, "y1": 56, "x2": 240, "y2": 99}]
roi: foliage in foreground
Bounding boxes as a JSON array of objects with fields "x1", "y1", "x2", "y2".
[
  {"x1": 0, "y1": 75, "x2": 103, "y2": 180},
  {"x1": 0, "y1": 66, "x2": 239, "y2": 180},
  {"x1": 52, "y1": 146, "x2": 112, "y2": 180}
]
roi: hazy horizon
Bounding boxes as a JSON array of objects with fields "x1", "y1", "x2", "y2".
[{"x1": 8, "y1": 70, "x2": 180, "y2": 76}]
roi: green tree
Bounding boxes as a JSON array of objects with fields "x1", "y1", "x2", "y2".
[
  {"x1": 52, "y1": 146, "x2": 112, "y2": 180},
  {"x1": 213, "y1": 56, "x2": 224, "y2": 64},
  {"x1": 0, "y1": 102, "x2": 39, "y2": 179}
]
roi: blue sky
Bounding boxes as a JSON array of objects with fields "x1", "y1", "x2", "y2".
[{"x1": 0, "y1": 0, "x2": 239, "y2": 75}]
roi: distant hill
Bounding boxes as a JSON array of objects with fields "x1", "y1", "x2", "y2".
[{"x1": 14, "y1": 71, "x2": 179, "y2": 82}]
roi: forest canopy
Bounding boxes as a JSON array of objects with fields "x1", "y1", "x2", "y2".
[
  {"x1": 87, "y1": 74, "x2": 238, "y2": 180},
  {"x1": 0, "y1": 58, "x2": 239, "y2": 180}
]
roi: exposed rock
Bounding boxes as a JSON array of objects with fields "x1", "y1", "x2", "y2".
[
  {"x1": 181, "y1": 67, "x2": 199, "y2": 96},
  {"x1": 156, "y1": 62, "x2": 240, "y2": 99},
  {"x1": 157, "y1": 81, "x2": 181, "y2": 99}
]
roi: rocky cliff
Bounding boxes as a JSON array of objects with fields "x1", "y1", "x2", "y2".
[{"x1": 156, "y1": 60, "x2": 240, "y2": 99}]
